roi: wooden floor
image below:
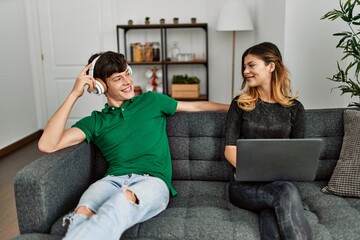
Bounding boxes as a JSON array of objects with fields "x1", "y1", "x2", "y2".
[{"x1": 0, "y1": 140, "x2": 44, "y2": 240}]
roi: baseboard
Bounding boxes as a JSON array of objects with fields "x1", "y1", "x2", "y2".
[{"x1": 0, "y1": 130, "x2": 43, "y2": 158}]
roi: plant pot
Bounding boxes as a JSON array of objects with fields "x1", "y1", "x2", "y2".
[
  {"x1": 160, "y1": 19, "x2": 165, "y2": 24},
  {"x1": 173, "y1": 18, "x2": 179, "y2": 24},
  {"x1": 191, "y1": 18, "x2": 197, "y2": 24}
]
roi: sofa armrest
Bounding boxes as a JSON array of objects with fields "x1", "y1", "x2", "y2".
[{"x1": 14, "y1": 141, "x2": 95, "y2": 234}]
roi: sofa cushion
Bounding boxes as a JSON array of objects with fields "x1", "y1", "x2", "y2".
[
  {"x1": 166, "y1": 112, "x2": 233, "y2": 181},
  {"x1": 304, "y1": 109, "x2": 344, "y2": 180},
  {"x1": 322, "y1": 109, "x2": 360, "y2": 197},
  {"x1": 296, "y1": 181, "x2": 360, "y2": 240}
]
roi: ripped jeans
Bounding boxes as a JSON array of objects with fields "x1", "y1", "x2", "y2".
[
  {"x1": 229, "y1": 177, "x2": 312, "y2": 240},
  {"x1": 63, "y1": 174, "x2": 169, "y2": 240}
]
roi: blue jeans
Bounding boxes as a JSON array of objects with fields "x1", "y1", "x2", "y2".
[
  {"x1": 229, "y1": 176, "x2": 312, "y2": 240},
  {"x1": 63, "y1": 174, "x2": 169, "y2": 240}
]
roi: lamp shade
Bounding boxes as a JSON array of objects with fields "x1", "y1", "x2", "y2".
[{"x1": 216, "y1": 0, "x2": 254, "y2": 31}]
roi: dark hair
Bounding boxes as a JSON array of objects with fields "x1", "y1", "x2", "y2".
[{"x1": 87, "y1": 51, "x2": 128, "y2": 83}]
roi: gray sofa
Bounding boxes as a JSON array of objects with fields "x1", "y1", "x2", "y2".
[{"x1": 14, "y1": 108, "x2": 360, "y2": 240}]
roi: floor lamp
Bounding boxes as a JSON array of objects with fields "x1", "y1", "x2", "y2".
[{"x1": 216, "y1": 0, "x2": 254, "y2": 99}]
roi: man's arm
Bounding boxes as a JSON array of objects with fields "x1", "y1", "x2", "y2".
[
  {"x1": 38, "y1": 64, "x2": 94, "y2": 153},
  {"x1": 176, "y1": 101, "x2": 229, "y2": 112}
]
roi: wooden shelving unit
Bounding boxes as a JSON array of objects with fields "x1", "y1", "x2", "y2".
[{"x1": 116, "y1": 23, "x2": 209, "y2": 100}]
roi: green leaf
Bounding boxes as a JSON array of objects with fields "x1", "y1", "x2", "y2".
[
  {"x1": 336, "y1": 34, "x2": 352, "y2": 48},
  {"x1": 353, "y1": 13, "x2": 360, "y2": 20},
  {"x1": 321, "y1": 9, "x2": 344, "y2": 20},
  {"x1": 347, "y1": 0, "x2": 356, "y2": 19},
  {"x1": 333, "y1": 32, "x2": 352, "y2": 36}
]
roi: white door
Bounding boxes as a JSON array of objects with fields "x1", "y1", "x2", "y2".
[{"x1": 36, "y1": 0, "x2": 117, "y2": 127}]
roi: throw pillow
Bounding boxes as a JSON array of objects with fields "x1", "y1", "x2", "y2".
[{"x1": 322, "y1": 109, "x2": 360, "y2": 197}]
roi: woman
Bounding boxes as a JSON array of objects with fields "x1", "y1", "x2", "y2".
[{"x1": 224, "y1": 42, "x2": 312, "y2": 240}]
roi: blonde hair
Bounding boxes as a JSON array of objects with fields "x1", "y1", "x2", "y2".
[{"x1": 237, "y1": 42, "x2": 298, "y2": 111}]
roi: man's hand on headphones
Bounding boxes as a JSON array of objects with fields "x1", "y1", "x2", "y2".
[{"x1": 71, "y1": 63, "x2": 96, "y2": 97}]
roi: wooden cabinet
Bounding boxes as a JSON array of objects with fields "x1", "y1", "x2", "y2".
[{"x1": 116, "y1": 23, "x2": 209, "y2": 100}]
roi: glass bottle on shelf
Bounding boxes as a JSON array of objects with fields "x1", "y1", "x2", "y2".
[
  {"x1": 132, "y1": 43, "x2": 143, "y2": 62},
  {"x1": 171, "y1": 41, "x2": 180, "y2": 61},
  {"x1": 152, "y1": 42, "x2": 160, "y2": 61},
  {"x1": 144, "y1": 42, "x2": 153, "y2": 62}
]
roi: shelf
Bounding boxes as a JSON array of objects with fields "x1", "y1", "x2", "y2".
[
  {"x1": 117, "y1": 23, "x2": 207, "y2": 31},
  {"x1": 172, "y1": 94, "x2": 208, "y2": 101},
  {"x1": 128, "y1": 61, "x2": 162, "y2": 65},
  {"x1": 164, "y1": 60, "x2": 207, "y2": 65},
  {"x1": 128, "y1": 60, "x2": 207, "y2": 65}
]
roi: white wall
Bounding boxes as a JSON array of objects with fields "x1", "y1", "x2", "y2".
[
  {"x1": 254, "y1": 0, "x2": 286, "y2": 54},
  {"x1": 0, "y1": 0, "x2": 355, "y2": 148},
  {"x1": 0, "y1": 0, "x2": 39, "y2": 149},
  {"x1": 284, "y1": 0, "x2": 351, "y2": 109}
]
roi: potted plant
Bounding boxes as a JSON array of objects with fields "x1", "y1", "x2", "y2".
[
  {"x1": 321, "y1": 0, "x2": 360, "y2": 107},
  {"x1": 128, "y1": 19, "x2": 133, "y2": 25},
  {"x1": 171, "y1": 74, "x2": 200, "y2": 99},
  {"x1": 145, "y1": 17, "x2": 150, "y2": 25},
  {"x1": 173, "y1": 17, "x2": 179, "y2": 24},
  {"x1": 191, "y1": 17, "x2": 197, "y2": 24},
  {"x1": 160, "y1": 18, "x2": 165, "y2": 24}
]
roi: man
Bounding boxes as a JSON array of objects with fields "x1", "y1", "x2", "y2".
[{"x1": 38, "y1": 51, "x2": 229, "y2": 240}]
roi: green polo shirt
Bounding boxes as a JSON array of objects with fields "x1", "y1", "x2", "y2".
[{"x1": 72, "y1": 91, "x2": 178, "y2": 196}]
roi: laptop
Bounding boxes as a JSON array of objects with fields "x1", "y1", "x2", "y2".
[{"x1": 235, "y1": 138, "x2": 322, "y2": 182}]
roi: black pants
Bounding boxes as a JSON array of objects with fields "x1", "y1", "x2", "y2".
[{"x1": 229, "y1": 177, "x2": 312, "y2": 240}]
